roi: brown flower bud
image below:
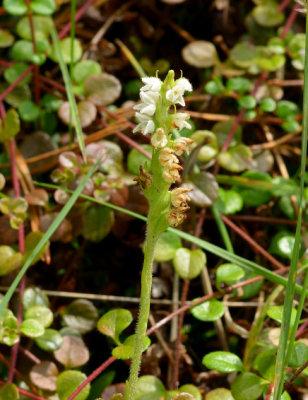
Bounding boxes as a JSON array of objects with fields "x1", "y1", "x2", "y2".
[
  {"x1": 171, "y1": 187, "x2": 192, "y2": 208},
  {"x1": 134, "y1": 165, "x2": 153, "y2": 189},
  {"x1": 173, "y1": 137, "x2": 194, "y2": 156}
]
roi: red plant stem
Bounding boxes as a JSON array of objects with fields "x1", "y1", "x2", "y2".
[
  {"x1": 278, "y1": 0, "x2": 292, "y2": 13},
  {"x1": 67, "y1": 268, "x2": 290, "y2": 400},
  {"x1": 19, "y1": 346, "x2": 41, "y2": 364},
  {"x1": 58, "y1": 0, "x2": 97, "y2": 39},
  {"x1": 0, "y1": 65, "x2": 34, "y2": 103},
  {"x1": 67, "y1": 356, "x2": 116, "y2": 400},
  {"x1": 296, "y1": 318, "x2": 308, "y2": 339},
  {"x1": 281, "y1": 2, "x2": 301, "y2": 40},
  {"x1": 265, "y1": 382, "x2": 274, "y2": 400},
  {"x1": 0, "y1": 382, "x2": 47, "y2": 400},
  {"x1": 221, "y1": 215, "x2": 285, "y2": 270}
]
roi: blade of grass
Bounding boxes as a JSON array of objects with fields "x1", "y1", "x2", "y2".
[
  {"x1": 115, "y1": 38, "x2": 146, "y2": 78},
  {"x1": 0, "y1": 160, "x2": 100, "y2": 317},
  {"x1": 211, "y1": 204, "x2": 234, "y2": 253},
  {"x1": 50, "y1": 25, "x2": 86, "y2": 161},
  {"x1": 272, "y1": 8, "x2": 308, "y2": 400},
  {"x1": 34, "y1": 181, "x2": 308, "y2": 296}
]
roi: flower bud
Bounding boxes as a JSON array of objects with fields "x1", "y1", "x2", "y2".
[
  {"x1": 173, "y1": 137, "x2": 194, "y2": 156},
  {"x1": 166, "y1": 209, "x2": 186, "y2": 227},
  {"x1": 151, "y1": 128, "x2": 168, "y2": 148},
  {"x1": 171, "y1": 187, "x2": 192, "y2": 208},
  {"x1": 159, "y1": 148, "x2": 179, "y2": 167}
]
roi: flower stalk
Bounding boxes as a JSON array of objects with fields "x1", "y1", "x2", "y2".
[{"x1": 124, "y1": 71, "x2": 193, "y2": 400}]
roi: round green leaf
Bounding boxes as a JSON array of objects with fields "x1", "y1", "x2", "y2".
[
  {"x1": 0, "y1": 383, "x2": 19, "y2": 400},
  {"x1": 18, "y1": 100, "x2": 40, "y2": 122},
  {"x1": 237, "y1": 95, "x2": 257, "y2": 110},
  {"x1": 260, "y1": 97, "x2": 276, "y2": 112},
  {"x1": 154, "y1": 231, "x2": 182, "y2": 262},
  {"x1": 25, "y1": 305, "x2": 53, "y2": 328},
  {"x1": 218, "y1": 144, "x2": 252, "y2": 173},
  {"x1": 289, "y1": 342, "x2": 308, "y2": 368},
  {"x1": 216, "y1": 263, "x2": 245, "y2": 289},
  {"x1": 19, "y1": 319, "x2": 44, "y2": 338},
  {"x1": 112, "y1": 334, "x2": 151, "y2": 360},
  {"x1": 281, "y1": 119, "x2": 300, "y2": 133},
  {"x1": 50, "y1": 38, "x2": 82, "y2": 64},
  {"x1": 230, "y1": 42, "x2": 257, "y2": 69},
  {"x1": 253, "y1": 348, "x2": 276, "y2": 381},
  {"x1": 4, "y1": 62, "x2": 31, "y2": 86},
  {"x1": 205, "y1": 80, "x2": 224, "y2": 95},
  {"x1": 215, "y1": 188, "x2": 243, "y2": 215},
  {"x1": 0, "y1": 29, "x2": 15, "y2": 48},
  {"x1": 22, "y1": 287, "x2": 49, "y2": 310},
  {"x1": 30, "y1": 0, "x2": 56, "y2": 15},
  {"x1": 127, "y1": 145, "x2": 152, "y2": 175},
  {"x1": 206, "y1": 388, "x2": 235, "y2": 400},
  {"x1": 173, "y1": 248, "x2": 206, "y2": 280},
  {"x1": 179, "y1": 384, "x2": 202, "y2": 400},
  {"x1": 234, "y1": 171, "x2": 272, "y2": 207},
  {"x1": 276, "y1": 100, "x2": 300, "y2": 119},
  {"x1": 12, "y1": 40, "x2": 46, "y2": 65},
  {"x1": 268, "y1": 232, "x2": 296, "y2": 259},
  {"x1": 16, "y1": 15, "x2": 53, "y2": 40},
  {"x1": 190, "y1": 130, "x2": 218, "y2": 163},
  {"x1": 73, "y1": 60, "x2": 102, "y2": 84},
  {"x1": 0, "y1": 82, "x2": 31, "y2": 107},
  {"x1": 191, "y1": 299, "x2": 224, "y2": 322},
  {"x1": 202, "y1": 351, "x2": 244, "y2": 373},
  {"x1": 0, "y1": 108, "x2": 21, "y2": 143},
  {"x1": 226, "y1": 77, "x2": 251, "y2": 94},
  {"x1": 231, "y1": 372, "x2": 267, "y2": 400},
  {"x1": 35, "y1": 328, "x2": 63, "y2": 351},
  {"x1": 267, "y1": 305, "x2": 297, "y2": 327},
  {"x1": 3, "y1": 0, "x2": 27, "y2": 15},
  {"x1": 22, "y1": 231, "x2": 50, "y2": 266},
  {"x1": 135, "y1": 375, "x2": 165, "y2": 400},
  {"x1": 82, "y1": 206, "x2": 114, "y2": 242},
  {"x1": 0, "y1": 246, "x2": 22, "y2": 276},
  {"x1": 84, "y1": 73, "x2": 122, "y2": 106},
  {"x1": 252, "y1": 4, "x2": 284, "y2": 27},
  {"x1": 97, "y1": 308, "x2": 133, "y2": 344},
  {"x1": 56, "y1": 370, "x2": 90, "y2": 400},
  {"x1": 61, "y1": 299, "x2": 99, "y2": 334}
]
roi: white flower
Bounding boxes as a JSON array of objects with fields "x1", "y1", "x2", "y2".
[
  {"x1": 133, "y1": 91, "x2": 160, "y2": 116},
  {"x1": 133, "y1": 113, "x2": 155, "y2": 135},
  {"x1": 141, "y1": 77, "x2": 162, "y2": 92},
  {"x1": 172, "y1": 112, "x2": 191, "y2": 131},
  {"x1": 151, "y1": 128, "x2": 168, "y2": 148},
  {"x1": 166, "y1": 77, "x2": 192, "y2": 106}
]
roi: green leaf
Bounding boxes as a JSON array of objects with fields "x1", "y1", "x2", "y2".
[
  {"x1": 97, "y1": 308, "x2": 133, "y2": 344},
  {"x1": 22, "y1": 287, "x2": 49, "y2": 310},
  {"x1": 226, "y1": 77, "x2": 251, "y2": 94},
  {"x1": 173, "y1": 248, "x2": 206, "y2": 280},
  {"x1": 190, "y1": 130, "x2": 218, "y2": 163},
  {"x1": 112, "y1": 334, "x2": 151, "y2": 360},
  {"x1": 0, "y1": 109, "x2": 20, "y2": 143},
  {"x1": 16, "y1": 15, "x2": 53, "y2": 40},
  {"x1": 61, "y1": 299, "x2": 99, "y2": 334},
  {"x1": 22, "y1": 231, "x2": 50, "y2": 266},
  {"x1": 288, "y1": 342, "x2": 308, "y2": 368},
  {"x1": 215, "y1": 188, "x2": 243, "y2": 215},
  {"x1": 54, "y1": 335, "x2": 89, "y2": 368},
  {"x1": 30, "y1": 0, "x2": 56, "y2": 15},
  {"x1": 253, "y1": 347, "x2": 276, "y2": 381},
  {"x1": 73, "y1": 60, "x2": 102, "y2": 84},
  {"x1": 82, "y1": 206, "x2": 114, "y2": 242},
  {"x1": 19, "y1": 319, "x2": 45, "y2": 338},
  {"x1": 30, "y1": 361, "x2": 58, "y2": 392},
  {"x1": 49, "y1": 37, "x2": 82, "y2": 64},
  {"x1": 12, "y1": 40, "x2": 46, "y2": 65},
  {"x1": 56, "y1": 370, "x2": 90, "y2": 400},
  {"x1": 234, "y1": 171, "x2": 272, "y2": 207},
  {"x1": 237, "y1": 95, "x2": 257, "y2": 110},
  {"x1": 267, "y1": 305, "x2": 297, "y2": 327},
  {"x1": 281, "y1": 119, "x2": 300, "y2": 133},
  {"x1": 83, "y1": 73, "x2": 122, "y2": 106},
  {"x1": 231, "y1": 372, "x2": 267, "y2": 400},
  {"x1": 135, "y1": 375, "x2": 165, "y2": 400},
  {"x1": 191, "y1": 299, "x2": 224, "y2": 322},
  {"x1": 206, "y1": 388, "x2": 235, "y2": 400},
  {"x1": 18, "y1": 100, "x2": 40, "y2": 122},
  {"x1": 260, "y1": 97, "x2": 276, "y2": 112},
  {"x1": 276, "y1": 100, "x2": 300, "y2": 119},
  {"x1": 185, "y1": 172, "x2": 219, "y2": 207},
  {"x1": 252, "y1": 4, "x2": 284, "y2": 27},
  {"x1": 0, "y1": 29, "x2": 15, "y2": 48},
  {"x1": 3, "y1": 0, "x2": 27, "y2": 15},
  {"x1": 230, "y1": 42, "x2": 257, "y2": 69},
  {"x1": 0, "y1": 246, "x2": 22, "y2": 276},
  {"x1": 127, "y1": 145, "x2": 152, "y2": 175},
  {"x1": 181, "y1": 40, "x2": 219, "y2": 68},
  {"x1": 269, "y1": 232, "x2": 296, "y2": 259},
  {"x1": 24, "y1": 305, "x2": 53, "y2": 328},
  {"x1": 0, "y1": 383, "x2": 19, "y2": 400},
  {"x1": 0, "y1": 82, "x2": 31, "y2": 108},
  {"x1": 205, "y1": 80, "x2": 224, "y2": 95},
  {"x1": 179, "y1": 384, "x2": 202, "y2": 400},
  {"x1": 41, "y1": 93, "x2": 63, "y2": 111},
  {"x1": 216, "y1": 263, "x2": 245, "y2": 289},
  {"x1": 202, "y1": 351, "x2": 244, "y2": 373},
  {"x1": 4, "y1": 62, "x2": 31, "y2": 86},
  {"x1": 154, "y1": 231, "x2": 182, "y2": 262},
  {"x1": 35, "y1": 328, "x2": 63, "y2": 351},
  {"x1": 218, "y1": 144, "x2": 252, "y2": 173}
]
